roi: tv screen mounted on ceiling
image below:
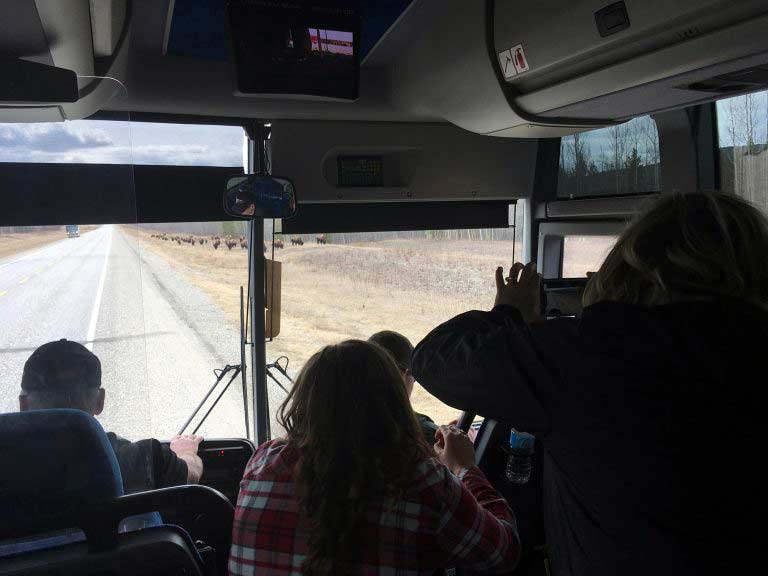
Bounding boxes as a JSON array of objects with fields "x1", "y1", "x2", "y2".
[{"x1": 226, "y1": 0, "x2": 360, "y2": 100}]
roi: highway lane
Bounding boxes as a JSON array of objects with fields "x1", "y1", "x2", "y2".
[
  {"x1": 0, "y1": 227, "x2": 111, "y2": 413},
  {"x1": 0, "y1": 226, "x2": 276, "y2": 442}
]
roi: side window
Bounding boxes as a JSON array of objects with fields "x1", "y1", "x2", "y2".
[
  {"x1": 562, "y1": 235, "x2": 617, "y2": 277},
  {"x1": 558, "y1": 116, "x2": 661, "y2": 198},
  {"x1": 716, "y1": 90, "x2": 768, "y2": 212}
]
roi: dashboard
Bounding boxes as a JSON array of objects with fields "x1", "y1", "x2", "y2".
[
  {"x1": 196, "y1": 439, "x2": 255, "y2": 504},
  {"x1": 158, "y1": 437, "x2": 254, "y2": 545},
  {"x1": 131, "y1": 438, "x2": 255, "y2": 573}
]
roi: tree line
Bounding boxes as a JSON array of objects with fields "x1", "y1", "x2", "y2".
[
  {"x1": 558, "y1": 115, "x2": 662, "y2": 197},
  {"x1": 0, "y1": 226, "x2": 60, "y2": 235},
  {"x1": 719, "y1": 91, "x2": 768, "y2": 210}
]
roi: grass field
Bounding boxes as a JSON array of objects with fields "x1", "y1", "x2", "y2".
[
  {"x1": 562, "y1": 235, "x2": 617, "y2": 277},
  {"x1": 0, "y1": 230, "x2": 61, "y2": 261},
  {"x1": 0, "y1": 227, "x2": 97, "y2": 261},
  {"x1": 130, "y1": 227, "x2": 529, "y2": 425}
]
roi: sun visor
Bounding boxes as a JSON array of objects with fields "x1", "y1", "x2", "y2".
[
  {"x1": 281, "y1": 201, "x2": 512, "y2": 235},
  {"x1": 270, "y1": 121, "x2": 538, "y2": 204}
]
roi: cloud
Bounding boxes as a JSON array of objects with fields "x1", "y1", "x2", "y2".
[
  {"x1": 129, "y1": 144, "x2": 242, "y2": 167},
  {"x1": 0, "y1": 120, "x2": 243, "y2": 167},
  {"x1": 0, "y1": 123, "x2": 114, "y2": 153}
]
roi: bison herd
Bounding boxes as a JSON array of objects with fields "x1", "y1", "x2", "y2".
[
  {"x1": 269, "y1": 236, "x2": 326, "y2": 249},
  {"x1": 150, "y1": 233, "x2": 248, "y2": 251},
  {"x1": 150, "y1": 233, "x2": 330, "y2": 251}
]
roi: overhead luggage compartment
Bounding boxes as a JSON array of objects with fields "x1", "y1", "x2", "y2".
[
  {"x1": 496, "y1": 0, "x2": 768, "y2": 122},
  {"x1": 386, "y1": 0, "x2": 768, "y2": 137}
]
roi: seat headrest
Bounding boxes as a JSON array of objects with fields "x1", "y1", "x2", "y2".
[{"x1": 0, "y1": 410, "x2": 123, "y2": 521}]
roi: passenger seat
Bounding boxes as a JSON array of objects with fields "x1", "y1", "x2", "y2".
[{"x1": 0, "y1": 409, "x2": 230, "y2": 575}]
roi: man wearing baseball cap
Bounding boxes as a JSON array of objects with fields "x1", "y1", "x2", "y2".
[{"x1": 19, "y1": 339, "x2": 204, "y2": 494}]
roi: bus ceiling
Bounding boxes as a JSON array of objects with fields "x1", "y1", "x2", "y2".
[{"x1": 2, "y1": 1, "x2": 768, "y2": 136}]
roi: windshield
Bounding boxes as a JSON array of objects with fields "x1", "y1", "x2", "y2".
[
  {"x1": 1, "y1": 116, "x2": 525, "y2": 441},
  {"x1": 264, "y1": 204, "x2": 526, "y2": 433},
  {"x1": 0, "y1": 118, "x2": 248, "y2": 441}
]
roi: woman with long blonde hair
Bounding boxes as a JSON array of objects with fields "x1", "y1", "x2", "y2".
[
  {"x1": 229, "y1": 339, "x2": 520, "y2": 575},
  {"x1": 413, "y1": 192, "x2": 768, "y2": 576}
]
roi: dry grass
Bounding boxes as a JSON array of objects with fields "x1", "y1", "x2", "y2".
[
  {"x1": 562, "y1": 236, "x2": 617, "y2": 277},
  {"x1": 127, "y1": 227, "x2": 530, "y2": 425},
  {"x1": 0, "y1": 226, "x2": 96, "y2": 261}
]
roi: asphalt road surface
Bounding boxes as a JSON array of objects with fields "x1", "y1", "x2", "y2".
[{"x1": 0, "y1": 226, "x2": 282, "y2": 442}]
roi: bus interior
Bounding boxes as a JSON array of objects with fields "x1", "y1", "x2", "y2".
[{"x1": 1, "y1": 0, "x2": 768, "y2": 574}]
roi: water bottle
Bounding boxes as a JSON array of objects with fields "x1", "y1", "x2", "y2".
[{"x1": 505, "y1": 429, "x2": 535, "y2": 484}]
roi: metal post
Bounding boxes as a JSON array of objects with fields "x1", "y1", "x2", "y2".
[
  {"x1": 247, "y1": 125, "x2": 270, "y2": 445},
  {"x1": 239, "y1": 285, "x2": 250, "y2": 440},
  {"x1": 250, "y1": 217, "x2": 269, "y2": 444}
]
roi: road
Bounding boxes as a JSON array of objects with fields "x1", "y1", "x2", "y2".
[{"x1": 0, "y1": 226, "x2": 276, "y2": 441}]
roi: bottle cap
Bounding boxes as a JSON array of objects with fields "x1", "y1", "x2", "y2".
[{"x1": 509, "y1": 429, "x2": 535, "y2": 453}]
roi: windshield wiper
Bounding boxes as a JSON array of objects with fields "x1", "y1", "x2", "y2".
[
  {"x1": 178, "y1": 364, "x2": 243, "y2": 436},
  {"x1": 178, "y1": 286, "x2": 251, "y2": 437},
  {"x1": 266, "y1": 356, "x2": 292, "y2": 394}
]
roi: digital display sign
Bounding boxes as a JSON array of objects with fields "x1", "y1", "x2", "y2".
[{"x1": 338, "y1": 156, "x2": 383, "y2": 187}]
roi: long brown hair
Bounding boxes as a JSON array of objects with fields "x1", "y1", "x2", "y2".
[
  {"x1": 277, "y1": 340, "x2": 432, "y2": 575},
  {"x1": 583, "y1": 192, "x2": 768, "y2": 308}
]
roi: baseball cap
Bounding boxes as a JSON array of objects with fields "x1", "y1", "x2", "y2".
[{"x1": 21, "y1": 339, "x2": 102, "y2": 391}]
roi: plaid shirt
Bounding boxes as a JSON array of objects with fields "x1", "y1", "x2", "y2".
[{"x1": 229, "y1": 440, "x2": 519, "y2": 575}]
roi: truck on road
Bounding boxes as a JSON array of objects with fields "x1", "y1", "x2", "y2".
[{"x1": 65, "y1": 225, "x2": 80, "y2": 238}]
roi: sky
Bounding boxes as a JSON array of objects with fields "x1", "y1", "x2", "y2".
[{"x1": 0, "y1": 120, "x2": 245, "y2": 167}]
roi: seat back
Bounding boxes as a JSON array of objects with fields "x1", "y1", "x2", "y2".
[
  {"x1": 0, "y1": 526, "x2": 204, "y2": 576},
  {"x1": 0, "y1": 485, "x2": 234, "y2": 576},
  {"x1": 0, "y1": 409, "x2": 123, "y2": 520},
  {"x1": 0, "y1": 410, "x2": 231, "y2": 575},
  {"x1": 0, "y1": 409, "x2": 124, "y2": 557}
]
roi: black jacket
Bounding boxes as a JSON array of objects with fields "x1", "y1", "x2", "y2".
[
  {"x1": 107, "y1": 433, "x2": 188, "y2": 494},
  {"x1": 412, "y1": 300, "x2": 765, "y2": 576}
]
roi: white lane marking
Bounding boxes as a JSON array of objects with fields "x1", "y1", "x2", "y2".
[{"x1": 86, "y1": 227, "x2": 113, "y2": 352}]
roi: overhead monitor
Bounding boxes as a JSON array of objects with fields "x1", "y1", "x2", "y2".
[{"x1": 226, "y1": 0, "x2": 360, "y2": 100}]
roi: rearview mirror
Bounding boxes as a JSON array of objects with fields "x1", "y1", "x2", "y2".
[{"x1": 224, "y1": 175, "x2": 297, "y2": 219}]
